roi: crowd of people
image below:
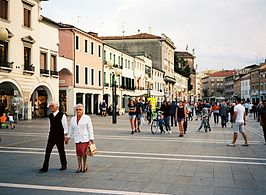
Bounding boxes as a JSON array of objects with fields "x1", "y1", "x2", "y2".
[{"x1": 126, "y1": 97, "x2": 266, "y2": 146}]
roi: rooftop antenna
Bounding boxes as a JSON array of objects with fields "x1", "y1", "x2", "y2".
[
  {"x1": 148, "y1": 26, "x2": 152, "y2": 34},
  {"x1": 122, "y1": 21, "x2": 126, "y2": 36},
  {"x1": 76, "y1": 16, "x2": 82, "y2": 27}
]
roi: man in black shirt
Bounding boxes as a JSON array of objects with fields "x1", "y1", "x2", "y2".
[
  {"x1": 39, "y1": 102, "x2": 68, "y2": 172},
  {"x1": 259, "y1": 100, "x2": 266, "y2": 145}
]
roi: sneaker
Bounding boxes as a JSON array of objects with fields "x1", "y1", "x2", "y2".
[
  {"x1": 227, "y1": 143, "x2": 236, "y2": 147},
  {"x1": 178, "y1": 134, "x2": 183, "y2": 137},
  {"x1": 242, "y1": 144, "x2": 249, "y2": 146},
  {"x1": 168, "y1": 130, "x2": 172, "y2": 134},
  {"x1": 131, "y1": 131, "x2": 134, "y2": 135}
]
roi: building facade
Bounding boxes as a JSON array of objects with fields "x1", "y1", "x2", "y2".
[
  {"x1": 0, "y1": 0, "x2": 59, "y2": 120},
  {"x1": 100, "y1": 33, "x2": 176, "y2": 102},
  {"x1": 58, "y1": 25, "x2": 104, "y2": 115}
]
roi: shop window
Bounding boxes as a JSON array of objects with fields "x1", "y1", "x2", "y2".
[{"x1": 0, "y1": 0, "x2": 8, "y2": 20}]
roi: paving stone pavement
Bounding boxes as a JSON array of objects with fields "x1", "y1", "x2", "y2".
[{"x1": 0, "y1": 114, "x2": 266, "y2": 195}]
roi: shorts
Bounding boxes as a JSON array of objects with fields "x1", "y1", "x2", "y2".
[
  {"x1": 233, "y1": 122, "x2": 245, "y2": 133},
  {"x1": 177, "y1": 118, "x2": 184, "y2": 122},
  {"x1": 136, "y1": 114, "x2": 142, "y2": 119},
  {"x1": 129, "y1": 115, "x2": 136, "y2": 119}
]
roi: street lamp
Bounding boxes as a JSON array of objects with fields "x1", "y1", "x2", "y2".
[
  {"x1": 0, "y1": 27, "x2": 8, "y2": 41},
  {"x1": 108, "y1": 61, "x2": 122, "y2": 124}
]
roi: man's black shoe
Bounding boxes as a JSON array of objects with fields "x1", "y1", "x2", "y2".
[
  {"x1": 59, "y1": 166, "x2": 67, "y2": 171},
  {"x1": 39, "y1": 168, "x2": 48, "y2": 173}
]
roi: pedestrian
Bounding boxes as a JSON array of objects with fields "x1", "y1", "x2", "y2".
[
  {"x1": 39, "y1": 102, "x2": 68, "y2": 172},
  {"x1": 67, "y1": 104, "x2": 94, "y2": 173},
  {"x1": 219, "y1": 101, "x2": 228, "y2": 128},
  {"x1": 101, "y1": 100, "x2": 107, "y2": 117},
  {"x1": 170, "y1": 101, "x2": 177, "y2": 126},
  {"x1": 176, "y1": 100, "x2": 186, "y2": 137},
  {"x1": 128, "y1": 99, "x2": 136, "y2": 134},
  {"x1": 135, "y1": 98, "x2": 143, "y2": 132},
  {"x1": 258, "y1": 100, "x2": 266, "y2": 145},
  {"x1": 160, "y1": 101, "x2": 171, "y2": 133},
  {"x1": 229, "y1": 102, "x2": 235, "y2": 128},
  {"x1": 197, "y1": 106, "x2": 210, "y2": 132},
  {"x1": 146, "y1": 101, "x2": 152, "y2": 124},
  {"x1": 183, "y1": 100, "x2": 189, "y2": 134},
  {"x1": 227, "y1": 97, "x2": 249, "y2": 146},
  {"x1": 212, "y1": 102, "x2": 220, "y2": 124}
]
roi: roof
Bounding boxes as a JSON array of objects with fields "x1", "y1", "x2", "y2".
[
  {"x1": 100, "y1": 33, "x2": 161, "y2": 40},
  {"x1": 208, "y1": 70, "x2": 235, "y2": 77},
  {"x1": 175, "y1": 51, "x2": 194, "y2": 58}
]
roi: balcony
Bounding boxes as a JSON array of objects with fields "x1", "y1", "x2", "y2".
[
  {"x1": 40, "y1": 69, "x2": 50, "y2": 77},
  {"x1": 50, "y1": 70, "x2": 59, "y2": 78},
  {"x1": 23, "y1": 64, "x2": 35, "y2": 75},
  {"x1": 0, "y1": 61, "x2": 14, "y2": 72},
  {"x1": 113, "y1": 64, "x2": 122, "y2": 69}
]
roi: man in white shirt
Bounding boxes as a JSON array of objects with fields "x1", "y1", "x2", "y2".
[{"x1": 228, "y1": 97, "x2": 249, "y2": 146}]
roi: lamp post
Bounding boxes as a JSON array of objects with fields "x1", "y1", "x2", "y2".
[
  {"x1": 0, "y1": 27, "x2": 8, "y2": 41},
  {"x1": 108, "y1": 61, "x2": 122, "y2": 124}
]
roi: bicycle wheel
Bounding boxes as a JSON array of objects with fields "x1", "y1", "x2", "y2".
[
  {"x1": 151, "y1": 120, "x2": 159, "y2": 134},
  {"x1": 204, "y1": 121, "x2": 208, "y2": 132}
]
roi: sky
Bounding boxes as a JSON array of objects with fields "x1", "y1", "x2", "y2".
[{"x1": 41, "y1": 0, "x2": 266, "y2": 71}]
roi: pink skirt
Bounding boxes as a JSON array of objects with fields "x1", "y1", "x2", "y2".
[{"x1": 76, "y1": 142, "x2": 90, "y2": 157}]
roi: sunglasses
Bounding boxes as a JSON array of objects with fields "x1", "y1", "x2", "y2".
[
  {"x1": 49, "y1": 105, "x2": 54, "y2": 108},
  {"x1": 76, "y1": 109, "x2": 82, "y2": 111}
]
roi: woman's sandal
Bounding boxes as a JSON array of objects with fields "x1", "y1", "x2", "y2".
[
  {"x1": 76, "y1": 167, "x2": 82, "y2": 173},
  {"x1": 83, "y1": 167, "x2": 87, "y2": 172}
]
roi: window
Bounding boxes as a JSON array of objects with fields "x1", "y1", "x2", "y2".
[
  {"x1": 128, "y1": 60, "x2": 130, "y2": 69},
  {"x1": 85, "y1": 40, "x2": 88, "y2": 53},
  {"x1": 76, "y1": 65, "x2": 79, "y2": 84},
  {"x1": 98, "y1": 70, "x2": 101, "y2": 86},
  {"x1": 110, "y1": 53, "x2": 112, "y2": 60},
  {"x1": 118, "y1": 56, "x2": 120, "y2": 65},
  {"x1": 50, "y1": 55, "x2": 56, "y2": 71},
  {"x1": 104, "y1": 72, "x2": 106, "y2": 85},
  {"x1": 113, "y1": 54, "x2": 115, "y2": 65},
  {"x1": 91, "y1": 69, "x2": 94, "y2": 85},
  {"x1": 104, "y1": 50, "x2": 106, "y2": 61},
  {"x1": 75, "y1": 36, "x2": 79, "y2": 50},
  {"x1": 91, "y1": 42, "x2": 94, "y2": 55},
  {"x1": 0, "y1": 41, "x2": 8, "y2": 66},
  {"x1": 0, "y1": 0, "x2": 8, "y2": 20},
  {"x1": 98, "y1": 45, "x2": 101, "y2": 57},
  {"x1": 24, "y1": 8, "x2": 31, "y2": 28},
  {"x1": 24, "y1": 47, "x2": 31, "y2": 66},
  {"x1": 85, "y1": 67, "x2": 88, "y2": 85},
  {"x1": 40, "y1": 52, "x2": 47, "y2": 70}
]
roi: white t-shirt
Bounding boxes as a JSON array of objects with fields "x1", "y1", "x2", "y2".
[{"x1": 234, "y1": 104, "x2": 245, "y2": 123}]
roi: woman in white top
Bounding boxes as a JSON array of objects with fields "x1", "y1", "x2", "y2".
[{"x1": 68, "y1": 104, "x2": 94, "y2": 173}]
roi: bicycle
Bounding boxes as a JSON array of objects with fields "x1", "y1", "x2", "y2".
[
  {"x1": 203, "y1": 114, "x2": 211, "y2": 132},
  {"x1": 151, "y1": 111, "x2": 166, "y2": 134}
]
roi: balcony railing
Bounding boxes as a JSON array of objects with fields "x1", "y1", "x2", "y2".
[
  {"x1": 113, "y1": 64, "x2": 122, "y2": 69},
  {"x1": 50, "y1": 70, "x2": 58, "y2": 75},
  {"x1": 0, "y1": 61, "x2": 14, "y2": 72},
  {"x1": 23, "y1": 64, "x2": 35, "y2": 75},
  {"x1": 50, "y1": 70, "x2": 59, "y2": 77},
  {"x1": 40, "y1": 69, "x2": 50, "y2": 76}
]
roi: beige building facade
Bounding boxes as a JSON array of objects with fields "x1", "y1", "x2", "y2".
[{"x1": 0, "y1": 0, "x2": 59, "y2": 120}]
